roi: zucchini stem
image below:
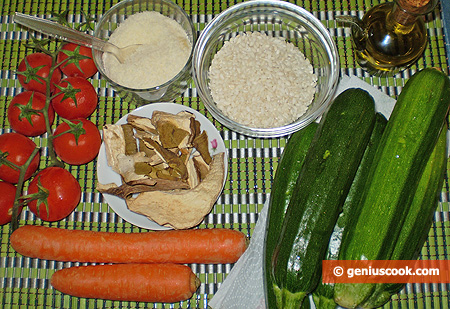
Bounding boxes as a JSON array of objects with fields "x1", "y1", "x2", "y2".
[{"x1": 273, "y1": 284, "x2": 307, "y2": 309}]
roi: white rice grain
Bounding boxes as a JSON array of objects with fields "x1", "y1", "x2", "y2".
[{"x1": 208, "y1": 32, "x2": 317, "y2": 128}]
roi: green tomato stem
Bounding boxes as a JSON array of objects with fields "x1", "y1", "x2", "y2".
[
  {"x1": 10, "y1": 147, "x2": 40, "y2": 231},
  {"x1": 44, "y1": 51, "x2": 64, "y2": 168}
]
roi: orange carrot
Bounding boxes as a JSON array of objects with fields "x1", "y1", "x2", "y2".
[
  {"x1": 11, "y1": 225, "x2": 248, "y2": 264},
  {"x1": 51, "y1": 263, "x2": 199, "y2": 303}
]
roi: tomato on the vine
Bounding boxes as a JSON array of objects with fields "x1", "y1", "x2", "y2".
[
  {"x1": 0, "y1": 181, "x2": 20, "y2": 225},
  {"x1": 57, "y1": 43, "x2": 98, "y2": 79},
  {"x1": 17, "y1": 52, "x2": 62, "y2": 94},
  {"x1": 51, "y1": 76, "x2": 98, "y2": 119},
  {"x1": 7, "y1": 91, "x2": 55, "y2": 137},
  {"x1": 53, "y1": 119, "x2": 102, "y2": 165},
  {"x1": 0, "y1": 133, "x2": 40, "y2": 184},
  {"x1": 27, "y1": 166, "x2": 81, "y2": 222}
]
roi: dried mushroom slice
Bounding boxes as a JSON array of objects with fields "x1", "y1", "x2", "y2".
[
  {"x1": 186, "y1": 157, "x2": 200, "y2": 189},
  {"x1": 127, "y1": 114, "x2": 158, "y2": 134},
  {"x1": 192, "y1": 153, "x2": 211, "y2": 181},
  {"x1": 151, "y1": 110, "x2": 195, "y2": 149},
  {"x1": 118, "y1": 151, "x2": 189, "y2": 190},
  {"x1": 151, "y1": 110, "x2": 193, "y2": 130},
  {"x1": 122, "y1": 124, "x2": 138, "y2": 155},
  {"x1": 157, "y1": 120, "x2": 192, "y2": 149},
  {"x1": 134, "y1": 162, "x2": 153, "y2": 175},
  {"x1": 127, "y1": 177, "x2": 190, "y2": 190},
  {"x1": 126, "y1": 152, "x2": 225, "y2": 229},
  {"x1": 137, "y1": 139, "x2": 162, "y2": 164},
  {"x1": 133, "y1": 128, "x2": 160, "y2": 148},
  {"x1": 193, "y1": 130, "x2": 212, "y2": 165},
  {"x1": 96, "y1": 182, "x2": 157, "y2": 198},
  {"x1": 189, "y1": 117, "x2": 202, "y2": 144},
  {"x1": 103, "y1": 124, "x2": 126, "y2": 174},
  {"x1": 96, "y1": 177, "x2": 190, "y2": 199},
  {"x1": 115, "y1": 153, "x2": 149, "y2": 183},
  {"x1": 143, "y1": 138, "x2": 188, "y2": 181}
]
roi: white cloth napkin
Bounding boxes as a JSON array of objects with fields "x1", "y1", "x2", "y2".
[{"x1": 209, "y1": 75, "x2": 396, "y2": 309}]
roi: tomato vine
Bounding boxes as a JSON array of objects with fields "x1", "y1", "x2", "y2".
[{"x1": 0, "y1": 12, "x2": 100, "y2": 230}]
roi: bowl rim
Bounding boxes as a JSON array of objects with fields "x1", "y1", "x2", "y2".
[
  {"x1": 192, "y1": 0, "x2": 340, "y2": 138},
  {"x1": 93, "y1": 0, "x2": 197, "y2": 92}
]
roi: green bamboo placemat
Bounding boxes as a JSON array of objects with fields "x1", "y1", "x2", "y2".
[{"x1": 1, "y1": 0, "x2": 449, "y2": 308}]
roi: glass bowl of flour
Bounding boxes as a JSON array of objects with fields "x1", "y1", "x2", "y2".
[{"x1": 93, "y1": 0, "x2": 196, "y2": 104}]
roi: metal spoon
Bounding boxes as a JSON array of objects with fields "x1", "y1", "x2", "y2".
[{"x1": 13, "y1": 12, "x2": 140, "y2": 63}]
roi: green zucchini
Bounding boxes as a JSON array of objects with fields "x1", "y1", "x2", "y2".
[
  {"x1": 360, "y1": 126, "x2": 448, "y2": 309},
  {"x1": 301, "y1": 295, "x2": 312, "y2": 309},
  {"x1": 264, "y1": 122, "x2": 319, "y2": 309},
  {"x1": 334, "y1": 68, "x2": 450, "y2": 308},
  {"x1": 312, "y1": 113, "x2": 387, "y2": 309},
  {"x1": 271, "y1": 88, "x2": 376, "y2": 308}
]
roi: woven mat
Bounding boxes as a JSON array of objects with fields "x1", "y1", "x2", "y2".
[{"x1": 1, "y1": 0, "x2": 449, "y2": 308}]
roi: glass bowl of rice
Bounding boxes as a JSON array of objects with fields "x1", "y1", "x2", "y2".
[
  {"x1": 192, "y1": 0, "x2": 340, "y2": 138},
  {"x1": 93, "y1": 0, "x2": 196, "y2": 105}
]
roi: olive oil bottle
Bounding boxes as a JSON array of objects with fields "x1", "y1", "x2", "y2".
[{"x1": 339, "y1": 0, "x2": 438, "y2": 75}]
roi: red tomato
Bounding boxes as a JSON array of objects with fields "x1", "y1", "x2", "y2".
[
  {"x1": 0, "y1": 181, "x2": 20, "y2": 225},
  {"x1": 57, "y1": 43, "x2": 98, "y2": 79},
  {"x1": 51, "y1": 77, "x2": 98, "y2": 119},
  {"x1": 27, "y1": 167, "x2": 81, "y2": 221},
  {"x1": 7, "y1": 91, "x2": 55, "y2": 137},
  {"x1": 17, "y1": 53, "x2": 62, "y2": 94},
  {"x1": 53, "y1": 119, "x2": 102, "y2": 165},
  {"x1": 0, "y1": 133, "x2": 40, "y2": 183}
]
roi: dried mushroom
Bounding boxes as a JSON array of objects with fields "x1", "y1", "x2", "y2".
[
  {"x1": 98, "y1": 110, "x2": 225, "y2": 228},
  {"x1": 192, "y1": 153, "x2": 210, "y2": 181},
  {"x1": 102, "y1": 124, "x2": 126, "y2": 174},
  {"x1": 151, "y1": 110, "x2": 196, "y2": 149},
  {"x1": 142, "y1": 137, "x2": 188, "y2": 181},
  {"x1": 96, "y1": 176, "x2": 190, "y2": 198},
  {"x1": 115, "y1": 152, "x2": 149, "y2": 183},
  {"x1": 193, "y1": 130, "x2": 212, "y2": 165},
  {"x1": 126, "y1": 152, "x2": 225, "y2": 229},
  {"x1": 126, "y1": 114, "x2": 158, "y2": 135},
  {"x1": 185, "y1": 157, "x2": 200, "y2": 188},
  {"x1": 122, "y1": 124, "x2": 138, "y2": 155}
]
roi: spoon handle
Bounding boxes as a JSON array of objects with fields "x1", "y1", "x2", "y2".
[{"x1": 13, "y1": 12, "x2": 116, "y2": 53}]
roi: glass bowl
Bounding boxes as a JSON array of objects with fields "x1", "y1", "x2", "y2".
[
  {"x1": 93, "y1": 0, "x2": 196, "y2": 105},
  {"x1": 192, "y1": 0, "x2": 340, "y2": 138}
]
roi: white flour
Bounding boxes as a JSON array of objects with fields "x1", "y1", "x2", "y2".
[{"x1": 103, "y1": 11, "x2": 191, "y2": 89}]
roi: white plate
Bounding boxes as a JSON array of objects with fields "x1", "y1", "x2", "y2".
[{"x1": 96, "y1": 103, "x2": 228, "y2": 230}]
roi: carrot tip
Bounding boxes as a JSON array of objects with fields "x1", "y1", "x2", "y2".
[
  {"x1": 192, "y1": 275, "x2": 201, "y2": 293},
  {"x1": 244, "y1": 236, "x2": 250, "y2": 249}
]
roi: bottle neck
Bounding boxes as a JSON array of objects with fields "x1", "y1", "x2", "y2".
[
  {"x1": 396, "y1": 0, "x2": 434, "y2": 15},
  {"x1": 388, "y1": 1, "x2": 426, "y2": 33},
  {"x1": 389, "y1": 2, "x2": 419, "y2": 27},
  {"x1": 391, "y1": 0, "x2": 436, "y2": 25}
]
